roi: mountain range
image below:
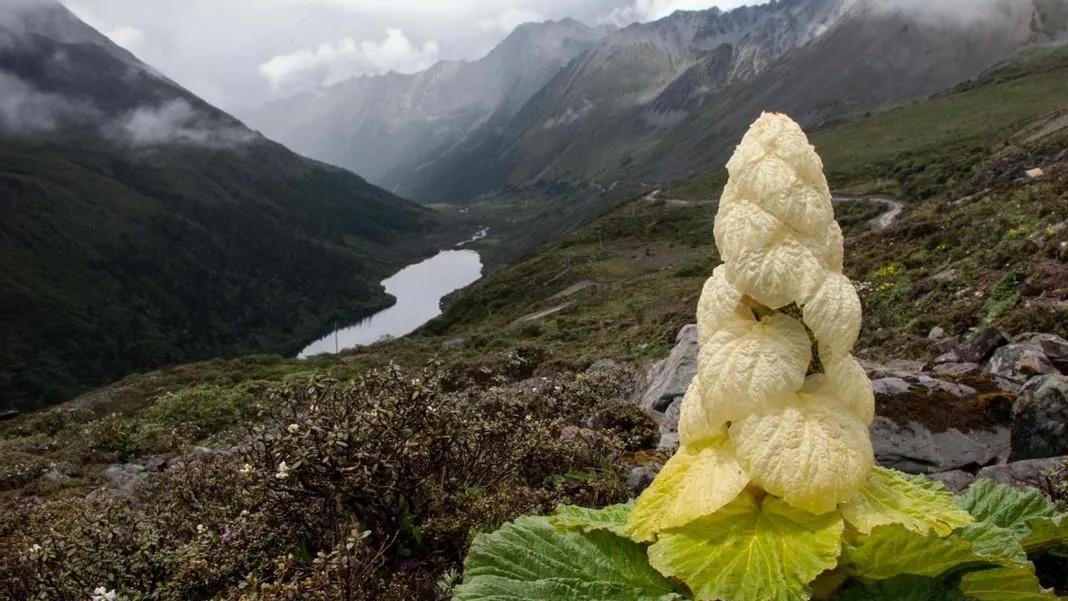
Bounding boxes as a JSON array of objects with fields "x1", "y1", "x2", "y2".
[
  {"x1": 249, "y1": 0, "x2": 1068, "y2": 204},
  {"x1": 0, "y1": 3, "x2": 437, "y2": 410}
]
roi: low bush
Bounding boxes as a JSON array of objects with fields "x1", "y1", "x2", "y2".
[{"x1": 0, "y1": 361, "x2": 654, "y2": 600}]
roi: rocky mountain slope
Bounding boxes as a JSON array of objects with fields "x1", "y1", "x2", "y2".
[
  {"x1": 246, "y1": 19, "x2": 611, "y2": 189},
  {"x1": 0, "y1": 3, "x2": 439, "y2": 411},
  {"x1": 251, "y1": 0, "x2": 1068, "y2": 205}
]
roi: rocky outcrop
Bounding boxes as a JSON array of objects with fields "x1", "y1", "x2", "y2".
[
  {"x1": 985, "y1": 343, "x2": 1059, "y2": 383},
  {"x1": 1011, "y1": 374, "x2": 1068, "y2": 460},
  {"x1": 977, "y1": 456, "x2": 1067, "y2": 489},
  {"x1": 634, "y1": 324, "x2": 1068, "y2": 486},
  {"x1": 639, "y1": 325, "x2": 698, "y2": 412}
]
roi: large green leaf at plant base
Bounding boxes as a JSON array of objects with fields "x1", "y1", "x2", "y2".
[
  {"x1": 453, "y1": 516, "x2": 684, "y2": 601},
  {"x1": 551, "y1": 502, "x2": 633, "y2": 537},
  {"x1": 844, "y1": 524, "x2": 1007, "y2": 582},
  {"x1": 1021, "y1": 514, "x2": 1068, "y2": 555},
  {"x1": 841, "y1": 467, "x2": 973, "y2": 536},
  {"x1": 958, "y1": 521, "x2": 1028, "y2": 564},
  {"x1": 625, "y1": 439, "x2": 749, "y2": 542},
  {"x1": 956, "y1": 479, "x2": 1068, "y2": 555},
  {"x1": 958, "y1": 565, "x2": 1058, "y2": 601},
  {"x1": 956, "y1": 480, "x2": 1058, "y2": 537},
  {"x1": 835, "y1": 575, "x2": 969, "y2": 601},
  {"x1": 647, "y1": 491, "x2": 843, "y2": 601}
]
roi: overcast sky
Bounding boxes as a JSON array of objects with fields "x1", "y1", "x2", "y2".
[{"x1": 60, "y1": 0, "x2": 763, "y2": 113}]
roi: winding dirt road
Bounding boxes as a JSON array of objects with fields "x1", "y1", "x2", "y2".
[{"x1": 831, "y1": 196, "x2": 904, "y2": 230}]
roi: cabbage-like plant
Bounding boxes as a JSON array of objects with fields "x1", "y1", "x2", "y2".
[{"x1": 451, "y1": 113, "x2": 1068, "y2": 601}]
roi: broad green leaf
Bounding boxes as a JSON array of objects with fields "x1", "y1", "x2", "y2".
[
  {"x1": 647, "y1": 491, "x2": 844, "y2": 601},
  {"x1": 729, "y1": 397, "x2": 873, "y2": 514},
  {"x1": 957, "y1": 479, "x2": 1068, "y2": 555},
  {"x1": 551, "y1": 502, "x2": 632, "y2": 537},
  {"x1": 836, "y1": 575, "x2": 969, "y2": 601},
  {"x1": 958, "y1": 565, "x2": 1058, "y2": 601},
  {"x1": 958, "y1": 521, "x2": 1028, "y2": 564},
  {"x1": 625, "y1": 439, "x2": 748, "y2": 542},
  {"x1": 844, "y1": 524, "x2": 1005, "y2": 582},
  {"x1": 1021, "y1": 515, "x2": 1068, "y2": 554},
  {"x1": 454, "y1": 515, "x2": 683, "y2": 601},
  {"x1": 956, "y1": 480, "x2": 1058, "y2": 538},
  {"x1": 841, "y1": 467, "x2": 973, "y2": 536}
]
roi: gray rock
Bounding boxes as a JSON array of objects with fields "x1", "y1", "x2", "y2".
[
  {"x1": 976, "y1": 456, "x2": 1068, "y2": 488},
  {"x1": 931, "y1": 351, "x2": 960, "y2": 366},
  {"x1": 441, "y1": 337, "x2": 466, "y2": 350},
  {"x1": 957, "y1": 327, "x2": 1008, "y2": 363},
  {"x1": 1023, "y1": 333, "x2": 1068, "y2": 372},
  {"x1": 984, "y1": 343, "x2": 1058, "y2": 383},
  {"x1": 101, "y1": 463, "x2": 149, "y2": 493},
  {"x1": 658, "y1": 398, "x2": 682, "y2": 451},
  {"x1": 587, "y1": 358, "x2": 624, "y2": 373},
  {"x1": 935, "y1": 336, "x2": 961, "y2": 354},
  {"x1": 928, "y1": 326, "x2": 946, "y2": 340},
  {"x1": 929, "y1": 470, "x2": 976, "y2": 493},
  {"x1": 872, "y1": 377, "x2": 911, "y2": 396},
  {"x1": 932, "y1": 362, "x2": 981, "y2": 377},
  {"x1": 871, "y1": 417, "x2": 1011, "y2": 474},
  {"x1": 640, "y1": 324, "x2": 698, "y2": 412},
  {"x1": 628, "y1": 464, "x2": 662, "y2": 494},
  {"x1": 1010, "y1": 374, "x2": 1068, "y2": 461}
]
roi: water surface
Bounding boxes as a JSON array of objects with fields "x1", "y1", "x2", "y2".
[{"x1": 299, "y1": 249, "x2": 482, "y2": 358}]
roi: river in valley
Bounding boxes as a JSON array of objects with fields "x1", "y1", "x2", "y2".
[{"x1": 298, "y1": 248, "x2": 483, "y2": 358}]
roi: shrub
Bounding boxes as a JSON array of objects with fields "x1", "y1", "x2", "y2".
[{"x1": 0, "y1": 360, "x2": 650, "y2": 600}]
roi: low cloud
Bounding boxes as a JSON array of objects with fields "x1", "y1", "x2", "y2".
[
  {"x1": 869, "y1": 0, "x2": 1031, "y2": 26},
  {"x1": 107, "y1": 99, "x2": 256, "y2": 147},
  {"x1": 602, "y1": 0, "x2": 754, "y2": 26},
  {"x1": 259, "y1": 28, "x2": 440, "y2": 94},
  {"x1": 478, "y1": 8, "x2": 546, "y2": 34},
  {"x1": 0, "y1": 72, "x2": 99, "y2": 134}
]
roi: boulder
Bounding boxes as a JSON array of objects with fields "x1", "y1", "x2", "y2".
[
  {"x1": 1010, "y1": 374, "x2": 1068, "y2": 460},
  {"x1": 984, "y1": 343, "x2": 1058, "y2": 383},
  {"x1": 871, "y1": 417, "x2": 1010, "y2": 474},
  {"x1": 932, "y1": 362, "x2": 981, "y2": 377},
  {"x1": 976, "y1": 456, "x2": 1067, "y2": 488},
  {"x1": 956, "y1": 327, "x2": 1008, "y2": 363},
  {"x1": 872, "y1": 377, "x2": 911, "y2": 396},
  {"x1": 587, "y1": 358, "x2": 625, "y2": 373},
  {"x1": 928, "y1": 326, "x2": 946, "y2": 340},
  {"x1": 929, "y1": 470, "x2": 977, "y2": 493},
  {"x1": 628, "y1": 464, "x2": 661, "y2": 494},
  {"x1": 639, "y1": 324, "x2": 698, "y2": 412},
  {"x1": 658, "y1": 398, "x2": 681, "y2": 451},
  {"x1": 1022, "y1": 333, "x2": 1068, "y2": 372}
]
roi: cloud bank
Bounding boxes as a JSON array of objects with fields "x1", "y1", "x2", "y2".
[
  {"x1": 107, "y1": 99, "x2": 256, "y2": 148},
  {"x1": 0, "y1": 72, "x2": 99, "y2": 134},
  {"x1": 259, "y1": 28, "x2": 440, "y2": 93}
]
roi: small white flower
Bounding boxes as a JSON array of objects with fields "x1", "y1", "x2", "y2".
[
  {"x1": 196, "y1": 524, "x2": 207, "y2": 534},
  {"x1": 275, "y1": 461, "x2": 291, "y2": 480},
  {"x1": 287, "y1": 423, "x2": 300, "y2": 434},
  {"x1": 240, "y1": 509, "x2": 250, "y2": 518},
  {"x1": 27, "y1": 543, "x2": 42, "y2": 558},
  {"x1": 91, "y1": 587, "x2": 118, "y2": 601},
  {"x1": 239, "y1": 463, "x2": 255, "y2": 477}
]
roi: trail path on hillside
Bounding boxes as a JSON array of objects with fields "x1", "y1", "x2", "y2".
[
  {"x1": 645, "y1": 188, "x2": 904, "y2": 230},
  {"x1": 510, "y1": 192, "x2": 905, "y2": 326},
  {"x1": 832, "y1": 196, "x2": 904, "y2": 230}
]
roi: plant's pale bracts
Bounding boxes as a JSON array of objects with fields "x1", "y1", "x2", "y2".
[{"x1": 629, "y1": 112, "x2": 874, "y2": 530}]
